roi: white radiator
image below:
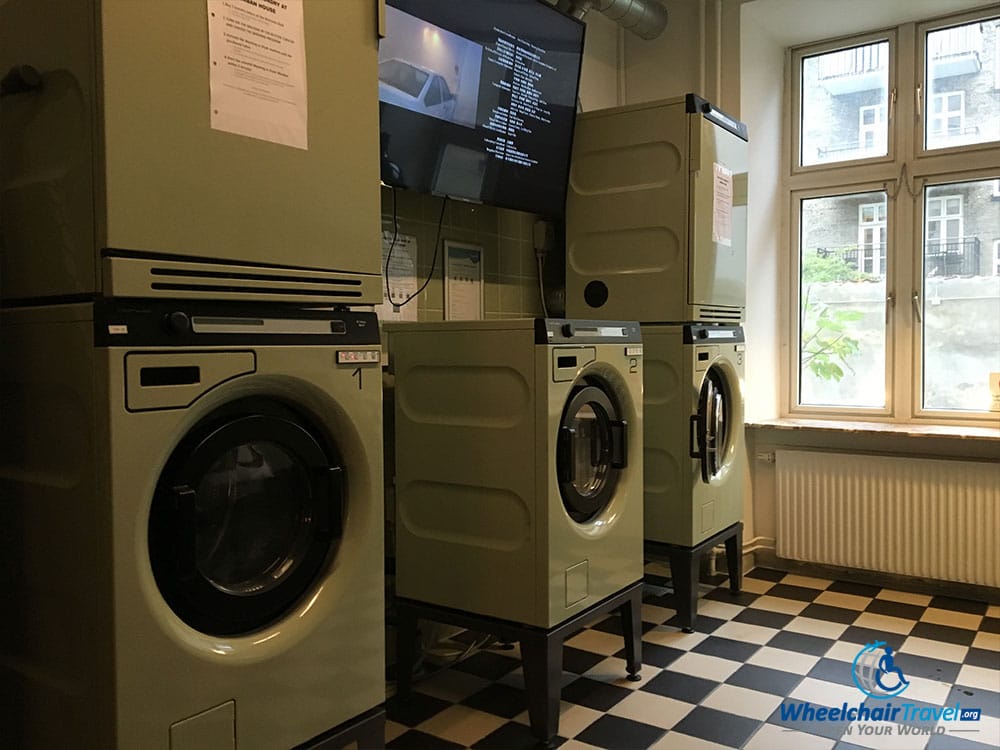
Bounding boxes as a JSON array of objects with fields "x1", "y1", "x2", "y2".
[{"x1": 775, "y1": 450, "x2": 1000, "y2": 588}]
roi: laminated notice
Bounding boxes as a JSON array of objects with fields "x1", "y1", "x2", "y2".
[
  {"x1": 713, "y1": 162, "x2": 733, "y2": 247},
  {"x1": 207, "y1": 0, "x2": 308, "y2": 149}
]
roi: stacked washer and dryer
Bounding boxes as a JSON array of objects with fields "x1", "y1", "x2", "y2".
[
  {"x1": 566, "y1": 93, "x2": 750, "y2": 631},
  {"x1": 1, "y1": 1, "x2": 385, "y2": 748}
]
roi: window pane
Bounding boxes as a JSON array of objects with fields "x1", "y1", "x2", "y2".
[
  {"x1": 925, "y1": 18, "x2": 1000, "y2": 150},
  {"x1": 799, "y1": 192, "x2": 888, "y2": 407},
  {"x1": 921, "y1": 179, "x2": 1000, "y2": 411},
  {"x1": 801, "y1": 41, "x2": 889, "y2": 166}
]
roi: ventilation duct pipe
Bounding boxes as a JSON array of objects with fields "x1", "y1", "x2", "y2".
[{"x1": 557, "y1": 0, "x2": 669, "y2": 41}]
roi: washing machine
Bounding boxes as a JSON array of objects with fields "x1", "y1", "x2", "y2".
[
  {"x1": 385, "y1": 319, "x2": 644, "y2": 628},
  {"x1": 0, "y1": 301, "x2": 385, "y2": 750},
  {"x1": 0, "y1": 0, "x2": 383, "y2": 304},
  {"x1": 642, "y1": 323, "x2": 746, "y2": 547},
  {"x1": 565, "y1": 94, "x2": 748, "y2": 323}
]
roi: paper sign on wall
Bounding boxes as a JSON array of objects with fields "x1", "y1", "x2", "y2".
[
  {"x1": 207, "y1": 0, "x2": 309, "y2": 150},
  {"x1": 445, "y1": 241, "x2": 483, "y2": 321},
  {"x1": 713, "y1": 162, "x2": 733, "y2": 247},
  {"x1": 376, "y1": 230, "x2": 418, "y2": 322}
]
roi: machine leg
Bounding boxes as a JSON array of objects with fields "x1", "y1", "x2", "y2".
[
  {"x1": 619, "y1": 589, "x2": 643, "y2": 681},
  {"x1": 520, "y1": 631, "x2": 562, "y2": 744},
  {"x1": 725, "y1": 523, "x2": 744, "y2": 593},
  {"x1": 668, "y1": 547, "x2": 699, "y2": 633}
]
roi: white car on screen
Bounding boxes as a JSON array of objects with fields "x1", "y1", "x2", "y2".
[{"x1": 378, "y1": 58, "x2": 457, "y2": 122}]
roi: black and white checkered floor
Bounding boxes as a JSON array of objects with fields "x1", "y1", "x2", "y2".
[{"x1": 385, "y1": 566, "x2": 1000, "y2": 750}]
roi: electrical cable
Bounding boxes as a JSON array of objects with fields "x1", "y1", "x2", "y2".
[
  {"x1": 536, "y1": 253, "x2": 550, "y2": 318},
  {"x1": 395, "y1": 195, "x2": 448, "y2": 308},
  {"x1": 383, "y1": 187, "x2": 399, "y2": 307}
]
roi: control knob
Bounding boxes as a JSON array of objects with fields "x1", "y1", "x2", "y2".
[{"x1": 164, "y1": 311, "x2": 191, "y2": 335}]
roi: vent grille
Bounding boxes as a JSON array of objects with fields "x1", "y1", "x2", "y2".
[
  {"x1": 696, "y1": 305, "x2": 743, "y2": 322},
  {"x1": 105, "y1": 256, "x2": 380, "y2": 304}
]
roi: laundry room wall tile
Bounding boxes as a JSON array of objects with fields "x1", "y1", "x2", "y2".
[
  {"x1": 519, "y1": 241, "x2": 535, "y2": 278},
  {"x1": 485, "y1": 282, "x2": 500, "y2": 316},
  {"x1": 499, "y1": 237, "x2": 521, "y2": 277},
  {"x1": 498, "y1": 208, "x2": 522, "y2": 239},
  {"x1": 520, "y1": 280, "x2": 543, "y2": 317},
  {"x1": 499, "y1": 280, "x2": 522, "y2": 316},
  {"x1": 477, "y1": 205, "x2": 499, "y2": 236},
  {"x1": 381, "y1": 192, "x2": 543, "y2": 321},
  {"x1": 446, "y1": 201, "x2": 480, "y2": 231}
]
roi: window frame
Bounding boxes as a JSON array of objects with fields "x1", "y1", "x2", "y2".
[
  {"x1": 786, "y1": 7, "x2": 1000, "y2": 427},
  {"x1": 916, "y1": 10, "x2": 1000, "y2": 159},
  {"x1": 790, "y1": 29, "x2": 897, "y2": 176},
  {"x1": 789, "y1": 183, "x2": 896, "y2": 419}
]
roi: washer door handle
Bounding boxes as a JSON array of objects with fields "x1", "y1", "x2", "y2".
[
  {"x1": 322, "y1": 466, "x2": 345, "y2": 536},
  {"x1": 689, "y1": 414, "x2": 703, "y2": 460},
  {"x1": 557, "y1": 425, "x2": 575, "y2": 482},
  {"x1": 689, "y1": 414, "x2": 711, "y2": 483},
  {"x1": 610, "y1": 419, "x2": 628, "y2": 469}
]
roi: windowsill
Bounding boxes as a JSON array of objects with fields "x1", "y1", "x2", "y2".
[{"x1": 747, "y1": 417, "x2": 1000, "y2": 441}]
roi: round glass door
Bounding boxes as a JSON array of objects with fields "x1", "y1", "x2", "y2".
[
  {"x1": 690, "y1": 366, "x2": 734, "y2": 483},
  {"x1": 556, "y1": 382, "x2": 628, "y2": 523},
  {"x1": 149, "y1": 398, "x2": 344, "y2": 636}
]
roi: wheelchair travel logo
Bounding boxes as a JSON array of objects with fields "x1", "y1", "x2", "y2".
[{"x1": 852, "y1": 641, "x2": 910, "y2": 699}]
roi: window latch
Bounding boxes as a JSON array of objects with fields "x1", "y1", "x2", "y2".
[
  {"x1": 915, "y1": 83, "x2": 922, "y2": 118},
  {"x1": 912, "y1": 291, "x2": 923, "y2": 323},
  {"x1": 886, "y1": 291, "x2": 895, "y2": 324}
]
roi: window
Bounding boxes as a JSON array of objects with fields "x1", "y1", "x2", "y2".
[
  {"x1": 859, "y1": 105, "x2": 887, "y2": 154},
  {"x1": 799, "y1": 39, "x2": 890, "y2": 166},
  {"x1": 789, "y1": 8, "x2": 1000, "y2": 422},
  {"x1": 858, "y1": 202, "x2": 887, "y2": 275},
  {"x1": 927, "y1": 91, "x2": 965, "y2": 148}
]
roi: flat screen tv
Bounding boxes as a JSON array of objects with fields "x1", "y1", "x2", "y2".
[{"x1": 378, "y1": 0, "x2": 586, "y2": 218}]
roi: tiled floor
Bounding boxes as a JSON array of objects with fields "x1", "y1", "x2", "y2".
[{"x1": 385, "y1": 566, "x2": 1000, "y2": 749}]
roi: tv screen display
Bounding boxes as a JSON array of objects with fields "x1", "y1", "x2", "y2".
[{"x1": 378, "y1": 0, "x2": 585, "y2": 218}]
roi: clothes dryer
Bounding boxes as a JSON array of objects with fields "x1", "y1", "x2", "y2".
[
  {"x1": 641, "y1": 323, "x2": 746, "y2": 547},
  {"x1": 0, "y1": 0, "x2": 382, "y2": 304},
  {"x1": 386, "y1": 319, "x2": 644, "y2": 628},
  {"x1": 566, "y1": 94, "x2": 748, "y2": 323},
  {"x1": 0, "y1": 301, "x2": 385, "y2": 750}
]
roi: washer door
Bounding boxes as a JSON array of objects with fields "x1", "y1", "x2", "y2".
[
  {"x1": 149, "y1": 398, "x2": 343, "y2": 636},
  {"x1": 556, "y1": 382, "x2": 628, "y2": 523},
  {"x1": 689, "y1": 365, "x2": 736, "y2": 483}
]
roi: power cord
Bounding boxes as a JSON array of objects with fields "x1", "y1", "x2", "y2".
[
  {"x1": 393, "y1": 195, "x2": 448, "y2": 309},
  {"x1": 533, "y1": 219, "x2": 552, "y2": 318},
  {"x1": 383, "y1": 187, "x2": 399, "y2": 308}
]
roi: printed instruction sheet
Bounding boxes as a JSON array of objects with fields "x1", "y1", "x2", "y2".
[
  {"x1": 445, "y1": 241, "x2": 484, "y2": 320},
  {"x1": 207, "y1": 0, "x2": 308, "y2": 149},
  {"x1": 376, "y1": 230, "x2": 418, "y2": 322}
]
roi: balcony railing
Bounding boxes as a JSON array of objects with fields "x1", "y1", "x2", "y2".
[
  {"x1": 924, "y1": 236, "x2": 981, "y2": 276},
  {"x1": 815, "y1": 244, "x2": 887, "y2": 276},
  {"x1": 814, "y1": 236, "x2": 983, "y2": 277},
  {"x1": 818, "y1": 43, "x2": 886, "y2": 79},
  {"x1": 928, "y1": 24, "x2": 983, "y2": 77}
]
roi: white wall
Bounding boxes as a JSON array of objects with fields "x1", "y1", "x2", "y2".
[
  {"x1": 578, "y1": 12, "x2": 622, "y2": 111},
  {"x1": 739, "y1": 4, "x2": 784, "y2": 421}
]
